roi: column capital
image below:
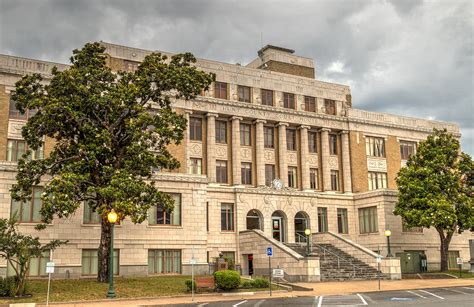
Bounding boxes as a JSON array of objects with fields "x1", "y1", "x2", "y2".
[
  {"x1": 254, "y1": 119, "x2": 267, "y2": 124},
  {"x1": 231, "y1": 116, "x2": 243, "y2": 121},
  {"x1": 299, "y1": 125, "x2": 311, "y2": 130},
  {"x1": 206, "y1": 112, "x2": 219, "y2": 118},
  {"x1": 184, "y1": 109, "x2": 193, "y2": 115},
  {"x1": 340, "y1": 130, "x2": 349, "y2": 135},
  {"x1": 277, "y1": 122, "x2": 289, "y2": 127},
  {"x1": 320, "y1": 128, "x2": 331, "y2": 132}
]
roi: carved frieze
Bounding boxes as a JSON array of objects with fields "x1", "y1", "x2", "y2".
[
  {"x1": 215, "y1": 145, "x2": 228, "y2": 159},
  {"x1": 8, "y1": 120, "x2": 25, "y2": 139},
  {"x1": 241, "y1": 147, "x2": 252, "y2": 161},
  {"x1": 308, "y1": 154, "x2": 319, "y2": 167},
  {"x1": 367, "y1": 157, "x2": 387, "y2": 172},
  {"x1": 329, "y1": 156, "x2": 339, "y2": 169},
  {"x1": 189, "y1": 142, "x2": 203, "y2": 158},
  {"x1": 288, "y1": 152, "x2": 298, "y2": 165},
  {"x1": 264, "y1": 149, "x2": 275, "y2": 163}
]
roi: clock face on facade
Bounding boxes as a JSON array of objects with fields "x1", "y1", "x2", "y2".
[{"x1": 272, "y1": 178, "x2": 283, "y2": 190}]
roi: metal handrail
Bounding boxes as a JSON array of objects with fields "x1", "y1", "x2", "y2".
[{"x1": 312, "y1": 241, "x2": 366, "y2": 276}]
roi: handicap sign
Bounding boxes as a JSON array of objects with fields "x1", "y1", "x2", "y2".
[{"x1": 266, "y1": 246, "x2": 273, "y2": 257}]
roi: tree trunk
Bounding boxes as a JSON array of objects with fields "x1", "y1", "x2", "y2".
[
  {"x1": 97, "y1": 217, "x2": 112, "y2": 282},
  {"x1": 437, "y1": 228, "x2": 454, "y2": 272}
]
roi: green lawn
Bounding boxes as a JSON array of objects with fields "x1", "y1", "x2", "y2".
[{"x1": 422, "y1": 270, "x2": 474, "y2": 279}]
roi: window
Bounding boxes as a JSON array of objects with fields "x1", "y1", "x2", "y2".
[
  {"x1": 82, "y1": 249, "x2": 119, "y2": 276},
  {"x1": 11, "y1": 187, "x2": 43, "y2": 223},
  {"x1": 83, "y1": 201, "x2": 100, "y2": 224},
  {"x1": 337, "y1": 208, "x2": 349, "y2": 234},
  {"x1": 148, "y1": 250, "x2": 181, "y2": 274},
  {"x1": 240, "y1": 123, "x2": 251, "y2": 146},
  {"x1": 368, "y1": 172, "x2": 387, "y2": 190},
  {"x1": 221, "y1": 203, "x2": 234, "y2": 231},
  {"x1": 283, "y1": 92, "x2": 295, "y2": 109},
  {"x1": 288, "y1": 167, "x2": 297, "y2": 188},
  {"x1": 188, "y1": 158, "x2": 202, "y2": 175},
  {"x1": 264, "y1": 126, "x2": 274, "y2": 148},
  {"x1": 286, "y1": 129, "x2": 296, "y2": 151},
  {"x1": 448, "y1": 251, "x2": 460, "y2": 269},
  {"x1": 265, "y1": 164, "x2": 275, "y2": 186},
  {"x1": 148, "y1": 194, "x2": 181, "y2": 226},
  {"x1": 324, "y1": 99, "x2": 336, "y2": 115},
  {"x1": 214, "y1": 82, "x2": 228, "y2": 99},
  {"x1": 216, "y1": 160, "x2": 228, "y2": 183},
  {"x1": 318, "y1": 207, "x2": 328, "y2": 232},
  {"x1": 305, "y1": 96, "x2": 316, "y2": 112},
  {"x1": 310, "y1": 168, "x2": 319, "y2": 190},
  {"x1": 189, "y1": 117, "x2": 202, "y2": 141},
  {"x1": 124, "y1": 60, "x2": 139, "y2": 72},
  {"x1": 216, "y1": 121, "x2": 227, "y2": 144},
  {"x1": 7, "y1": 139, "x2": 44, "y2": 162},
  {"x1": 238, "y1": 85, "x2": 251, "y2": 103},
  {"x1": 241, "y1": 162, "x2": 252, "y2": 185},
  {"x1": 366, "y1": 136, "x2": 385, "y2": 157},
  {"x1": 400, "y1": 141, "x2": 416, "y2": 160},
  {"x1": 7, "y1": 250, "x2": 50, "y2": 277},
  {"x1": 330, "y1": 170, "x2": 339, "y2": 191},
  {"x1": 402, "y1": 222, "x2": 423, "y2": 233},
  {"x1": 308, "y1": 131, "x2": 317, "y2": 153},
  {"x1": 358, "y1": 206, "x2": 378, "y2": 234},
  {"x1": 261, "y1": 89, "x2": 273, "y2": 106},
  {"x1": 8, "y1": 96, "x2": 36, "y2": 120},
  {"x1": 329, "y1": 134, "x2": 338, "y2": 155}
]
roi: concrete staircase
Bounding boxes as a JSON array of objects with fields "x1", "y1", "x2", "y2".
[{"x1": 285, "y1": 242, "x2": 390, "y2": 281}]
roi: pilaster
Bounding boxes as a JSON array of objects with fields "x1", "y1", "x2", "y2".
[
  {"x1": 255, "y1": 119, "x2": 266, "y2": 186},
  {"x1": 320, "y1": 128, "x2": 331, "y2": 191},
  {"x1": 278, "y1": 123, "x2": 289, "y2": 187},
  {"x1": 206, "y1": 113, "x2": 218, "y2": 182},
  {"x1": 231, "y1": 116, "x2": 243, "y2": 185},
  {"x1": 299, "y1": 125, "x2": 311, "y2": 190}
]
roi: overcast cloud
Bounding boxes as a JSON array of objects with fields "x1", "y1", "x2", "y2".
[{"x1": 1, "y1": 0, "x2": 473, "y2": 154}]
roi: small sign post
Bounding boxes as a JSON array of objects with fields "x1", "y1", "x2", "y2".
[
  {"x1": 267, "y1": 246, "x2": 273, "y2": 296},
  {"x1": 46, "y1": 262, "x2": 55, "y2": 307},
  {"x1": 191, "y1": 247, "x2": 195, "y2": 302},
  {"x1": 457, "y1": 257, "x2": 463, "y2": 278},
  {"x1": 377, "y1": 245, "x2": 381, "y2": 291}
]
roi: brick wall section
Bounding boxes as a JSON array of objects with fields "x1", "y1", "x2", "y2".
[
  {"x1": 386, "y1": 136, "x2": 401, "y2": 189},
  {"x1": 349, "y1": 131, "x2": 368, "y2": 193},
  {"x1": 165, "y1": 108, "x2": 187, "y2": 173},
  {"x1": 106, "y1": 56, "x2": 125, "y2": 72},
  {"x1": 0, "y1": 86, "x2": 8, "y2": 160},
  {"x1": 266, "y1": 61, "x2": 315, "y2": 79}
]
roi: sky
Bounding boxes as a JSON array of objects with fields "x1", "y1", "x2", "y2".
[{"x1": 1, "y1": 0, "x2": 473, "y2": 154}]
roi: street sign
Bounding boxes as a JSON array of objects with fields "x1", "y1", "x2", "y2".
[
  {"x1": 266, "y1": 247, "x2": 273, "y2": 257},
  {"x1": 272, "y1": 268, "x2": 284, "y2": 278},
  {"x1": 46, "y1": 262, "x2": 55, "y2": 274},
  {"x1": 457, "y1": 257, "x2": 463, "y2": 265},
  {"x1": 189, "y1": 258, "x2": 197, "y2": 265},
  {"x1": 376, "y1": 256, "x2": 382, "y2": 263}
]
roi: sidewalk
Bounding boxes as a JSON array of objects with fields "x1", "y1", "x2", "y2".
[{"x1": 40, "y1": 278, "x2": 474, "y2": 307}]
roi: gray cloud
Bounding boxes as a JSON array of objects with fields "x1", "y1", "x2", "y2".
[{"x1": 1, "y1": 0, "x2": 472, "y2": 154}]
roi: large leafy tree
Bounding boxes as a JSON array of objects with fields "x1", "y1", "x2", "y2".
[
  {"x1": 394, "y1": 129, "x2": 473, "y2": 271},
  {"x1": 11, "y1": 42, "x2": 213, "y2": 282}
]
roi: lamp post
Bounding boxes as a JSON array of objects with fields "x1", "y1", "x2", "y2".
[
  {"x1": 304, "y1": 228, "x2": 311, "y2": 256},
  {"x1": 107, "y1": 209, "x2": 118, "y2": 298},
  {"x1": 384, "y1": 229, "x2": 392, "y2": 257}
]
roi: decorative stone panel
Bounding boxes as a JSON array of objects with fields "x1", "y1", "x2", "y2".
[
  {"x1": 288, "y1": 152, "x2": 298, "y2": 165},
  {"x1": 189, "y1": 141, "x2": 203, "y2": 158},
  {"x1": 328, "y1": 156, "x2": 339, "y2": 170},
  {"x1": 215, "y1": 145, "x2": 228, "y2": 159},
  {"x1": 240, "y1": 147, "x2": 252, "y2": 162},
  {"x1": 308, "y1": 154, "x2": 319, "y2": 167},
  {"x1": 367, "y1": 157, "x2": 387, "y2": 172},
  {"x1": 264, "y1": 149, "x2": 275, "y2": 164},
  {"x1": 8, "y1": 120, "x2": 25, "y2": 139}
]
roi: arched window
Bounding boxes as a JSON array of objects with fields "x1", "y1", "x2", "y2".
[
  {"x1": 246, "y1": 210, "x2": 263, "y2": 230},
  {"x1": 271, "y1": 211, "x2": 287, "y2": 242},
  {"x1": 295, "y1": 211, "x2": 310, "y2": 243}
]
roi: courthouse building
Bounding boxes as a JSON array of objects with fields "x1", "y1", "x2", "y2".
[{"x1": 0, "y1": 42, "x2": 471, "y2": 280}]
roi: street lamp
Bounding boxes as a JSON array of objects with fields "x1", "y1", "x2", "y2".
[
  {"x1": 304, "y1": 228, "x2": 311, "y2": 256},
  {"x1": 384, "y1": 229, "x2": 392, "y2": 257},
  {"x1": 107, "y1": 209, "x2": 118, "y2": 298}
]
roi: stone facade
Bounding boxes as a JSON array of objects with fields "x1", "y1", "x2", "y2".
[{"x1": 0, "y1": 43, "x2": 471, "y2": 279}]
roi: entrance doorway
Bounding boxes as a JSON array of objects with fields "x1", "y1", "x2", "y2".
[
  {"x1": 294, "y1": 211, "x2": 310, "y2": 243},
  {"x1": 272, "y1": 211, "x2": 286, "y2": 242},
  {"x1": 247, "y1": 254, "x2": 254, "y2": 276}
]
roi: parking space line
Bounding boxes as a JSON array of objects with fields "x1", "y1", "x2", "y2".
[
  {"x1": 419, "y1": 289, "x2": 445, "y2": 300},
  {"x1": 442, "y1": 288, "x2": 468, "y2": 294},
  {"x1": 233, "y1": 300, "x2": 247, "y2": 307},
  {"x1": 406, "y1": 290, "x2": 426, "y2": 299},
  {"x1": 254, "y1": 300, "x2": 265, "y2": 307},
  {"x1": 312, "y1": 296, "x2": 318, "y2": 307},
  {"x1": 356, "y1": 293, "x2": 368, "y2": 305},
  {"x1": 317, "y1": 295, "x2": 323, "y2": 307},
  {"x1": 197, "y1": 303, "x2": 209, "y2": 307},
  {"x1": 359, "y1": 294, "x2": 376, "y2": 304}
]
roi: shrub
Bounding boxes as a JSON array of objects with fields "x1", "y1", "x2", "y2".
[
  {"x1": 0, "y1": 276, "x2": 19, "y2": 297},
  {"x1": 214, "y1": 270, "x2": 240, "y2": 290},
  {"x1": 240, "y1": 280, "x2": 253, "y2": 289},
  {"x1": 185, "y1": 279, "x2": 196, "y2": 292},
  {"x1": 252, "y1": 278, "x2": 270, "y2": 288}
]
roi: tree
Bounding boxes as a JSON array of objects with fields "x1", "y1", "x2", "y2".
[
  {"x1": 11, "y1": 42, "x2": 214, "y2": 282},
  {"x1": 394, "y1": 129, "x2": 474, "y2": 271},
  {"x1": 0, "y1": 216, "x2": 67, "y2": 296}
]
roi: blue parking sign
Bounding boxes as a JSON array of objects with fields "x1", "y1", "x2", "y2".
[{"x1": 266, "y1": 247, "x2": 273, "y2": 257}]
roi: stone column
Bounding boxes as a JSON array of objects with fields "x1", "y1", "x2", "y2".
[
  {"x1": 184, "y1": 110, "x2": 192, "y2": 173},
  {"x1": 206, "y1": 113, "x2": 218, "y2": 182},
  {"x1": 278, "y1": 123, "x2": 289, "y2": 187},
  {"x1": 300, "y1": 125, "x2": 311, "y2": 190},
  {"x1": 231, "y1": 116, "x2": 243, "y2": 185},
  {"x1": 341, "y1": 131, "x2": 352, "y2": 193},
  {"x1": 320, "y1": 128, "x2": 331, "y2": 191},
  {"x1": 255, "y1": 119, "x2": 266, "y2": 186}
]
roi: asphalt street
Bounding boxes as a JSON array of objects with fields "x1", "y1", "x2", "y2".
[{"x1": 158, "y1": 286, "x2": 474, "y2": 307}]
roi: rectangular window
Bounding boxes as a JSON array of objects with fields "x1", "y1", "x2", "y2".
[
  {"x1": 264, "y1": 126, "x2": 274, "y2": 148},
  {"x1": 7, "y1": 250, "x2": 50, "y2": 277},
  {"x1": 288, "y1": 167, "x2": 297, "y2": 188},
  {"x1": 189, "y1": 117, "x2": 202, "y2": 141},
  {"x1": 83, "y1": 201, "x2": 100, "y2": 224},
  {"x1": 11, "y1": 187, "x2": 43, "y2": 223},
  {"x1": 324, "y1": 99, "x2": 336, "y2": 115},
  {"x1": 148, "y1": 249, "x2": 181, "y2": 274},
  {"x1": 216, "y1": 160, "x2": 228, "y2": 183},
  {"x1": 238, "y1": 85, "x2": 251, "y2": 103},
  {"x1": 310, "y1": 168, "x2": 319, "y2": 190},
  {"x1": 283, "y1": 92, "x2": 295, "y2": 109},
  {"x1": 265, "y1": 164, "x2": 275, "y2": 186},
  {"x1": 365, "y1": 136, "x2": 386, "y2": 157},
  {"x1": 308, "y1": 131, "x2": 317, "y2": 153},
  {"x1": 124, "y1": 60, "x2": 139, "y2": 72},
  {"x1": 241, "y1": 162, "x2": 252, "y2": 185},
  {"x1": 330, "y1": 170, "x2": 339, "y2": 191},
  {"x1": 337, "y1": 208, "x2": 349, "y2": 234},
  {"x1": 448, "y1": 251, "x2": 460, "y2": 269},
  {"x1": 329, "y1": 134, "x2": 338, "y2": 155},
  {"x1": 82, "y1": 249, "x2": 119, "y2": 276},
  {"x1": 318, "y1": 207, "x2": 328, "y2": 232},
  {"x1": 188, "y1": 158, "x2": 202, "y2": 175},
  {"x1": 261, "y1": 89, "x2": 273, "y2": 106},
  {"x1": 9, "y1": 96, "x2": 28, "y2": 120},
  {"x1": 286, "y1": 129, "x2": 296, "y2": 151},
  {"x1": 240, "y1": 123, "x2": 251, "y2": 146},
  {"x1": 368, "y1": 172, "x2": 387, "y2": 190},
  {"x1": 358, "y1": 206, "x2": 378, "y2": 234},
  {"x1": 305, "y1": 96, "x2": 316, "y2": 112},
  {"x1": 7, "y1": 139, "x2": 44, "y2": 162},
  {"x1": 402, "y1": 222, "x2": 423, "y2": 233},
  {"x1": 214, "y1": 82, "x2": 228, "y2": 99},
  {"x1": 148, "y1": 194, "x2": 181, "y2": 226},
  {"x1": 400, "y1": 141, "x2": 416, "y2": 160},
  {"x1": 221, "y1": 203, "x2": 234, "y2": 231},
  {"x1": 216, "y1": 121, "x2": 227, "y2": 144}
]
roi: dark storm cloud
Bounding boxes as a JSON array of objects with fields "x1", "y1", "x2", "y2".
[{"x1": 1, "y1": 0, "x2": 473, "y2": 154}]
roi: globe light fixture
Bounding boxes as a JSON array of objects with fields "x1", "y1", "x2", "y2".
[{"x1": 384, "y1": 229, "x2": 392, "y2": 257}]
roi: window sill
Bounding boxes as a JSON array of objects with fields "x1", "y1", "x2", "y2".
[
  {"x1": 81, "y1": 223, "x2": 101, "y2": 227},
  {"x1": 359, "y1": 232, "x2": 380, "y2": 236},
  {"x1": 220, "y1": 230, "x2": 235, "y2": 234},
  {"x1": 147, "y1": 225, "x2": 183, "y2": 229}
]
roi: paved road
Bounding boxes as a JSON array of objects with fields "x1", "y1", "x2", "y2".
[{"x1": 160, "y1": 286, "x2": 474, "y2": 307}]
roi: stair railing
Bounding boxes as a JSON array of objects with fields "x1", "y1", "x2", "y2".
[
  {"x1": 312, "y1": 242, "x2": 366, "y2": 277},
  {"x1": 295, "y1": 233, "x2": 313, "y2": 253}
]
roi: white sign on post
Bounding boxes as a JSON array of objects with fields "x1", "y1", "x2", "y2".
[
  {"x1": 272, "y1": 268, "x2": 284, "y2": 278},
  {"x1": 376, "y1": 256, "x2": 382, "y2": 263},
  {"x1": 46, "y1": 262, "x2": 55, "y2": 274},
  {"x1": 189, "y1": 259, "x2": 197, "y2": 265},
  {"x1": 456, "y1": 257, "x2": 463, "y2": 265}
]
